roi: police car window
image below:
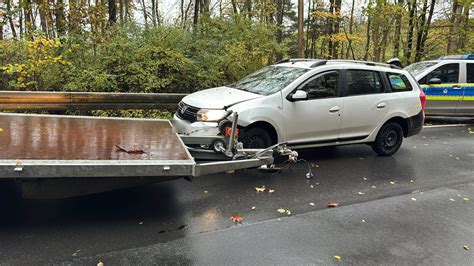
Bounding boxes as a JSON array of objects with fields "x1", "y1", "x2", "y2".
[
  {"x1": 467, "y1": 63, "x2": 474, "y2": 83},
  {"x1": 421, "y1": 63, "x2": 459, "y2": 84},
  {"x1": 301, "y1": 71, "x2": 338, "y2": 99},
  {"x1": 347, "y1": 70, "x2": 383, "y2": 96},
  {"x1": 386, "y1": 73, "x2": 413, "y2": 92}
]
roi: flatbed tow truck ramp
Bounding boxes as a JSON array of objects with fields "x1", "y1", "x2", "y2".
[{"x1": 0, "y1": 113, "x2": 282, "y2": 199}]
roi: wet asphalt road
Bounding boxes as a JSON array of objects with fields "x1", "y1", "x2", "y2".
[{"x1": 0, "y1": 120, "x2": 473, "y2": 264}]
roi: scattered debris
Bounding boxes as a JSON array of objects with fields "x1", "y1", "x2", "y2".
[
  {"x1": 371, "y1": 185, "x2": 377, "y2": 189},
  {"x1": 362, "y1": 219, "x2": 366, "y2": 223},
  {"x1": 286, "y1": 209, "x2": 292, "y2": 215},
  {"x1": 306, "y1": 172, "x2": 314, "y2": 179},
  {"x1": 255, "y1": 186, "x2": 266, "y2": 192},
  {"x1": 449, "y1": 198, "x2": 456, "y2": 202},
  {"x1": 97, "y1": 260, "x2": 104, "y2": 266},
  {"x1": 204, "y1": 190, "x2": 208, "y2": 194},
  {"x1": 139, "y1": 221, "x2": 143, "y2": 225},
  {"x1": 390, "y1": 181, "x2": 396, "y2": 185},
  {"x1": 455, "y1": 157, "x2": 460, "y2": 160},
  {"x1": 277, "y1": 208, "x2": 286, "y2": 214},
  {"x1": 334, "y1": 255, "x2": 342, "y2": 261},
  {"x1": 464, "y1": 245, "x2": 470, "y2": 251},
  {"x1": 310, "y1": 185, "x2": 314, "y2": 189},
  {"x1": 357, "y1": 192, "x2": 365, "y2": 195},
  {"x1": 410, "y1": 180, "x2": 414, "y2": 183},
  {"x1": 230, "y1": 214, "x2": 244, "y2": 223},
  {"x1": 316, "y1": 182, "x2": 320, "y2": 185},
  {"x1": 72, "y1": 250, "x2": 81, "y2": 257},
  {"x1": 0, "y1": 128, "x2": 3, "y2": 132},
  {"x1": 226, "y1": 170, "x2": 235, "y2": 174},
  {"x1": 251, "y1": 206, "x2": 256, "y2": 210},
  {"x1": 309, "y1": 202, "x2": 315, "y2": 206},
  {"x1": 411, "y1": 198, "x2": 417, "y2": 201},
  {"x1": 363, "y1": 177, "x2": 368, "y2": 181},
  {"x1": 464, "y1": 197, "x2": 470, "y2": 202},
  {"x1": 326, "y1": 201, "x2": 338, "y2": 208},
  {"x1": 115, "y1": 145, "x2": 146, "y2": 154},
  {"x1": 269, "y1": 189, "x2": 275, "y2": 193}
]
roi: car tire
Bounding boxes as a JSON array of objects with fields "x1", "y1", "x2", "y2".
[
  {"x1": 240, "y1": 128, "x2": 272, "y2": 148},
  {"x1": 372, "y1": 122, "x2": 403, "y2": 156}
]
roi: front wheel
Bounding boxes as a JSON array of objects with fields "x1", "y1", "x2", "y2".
[
  {"x1": 372, "y1": 122, "x2": 403, "y2": 156},
  {"x1": 240, "y1": 128, "x2": 272, "y2": 149}
]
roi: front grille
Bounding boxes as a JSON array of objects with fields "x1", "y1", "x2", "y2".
[{"x1": 176, "y1": 101, "x2": 200, "y2": 123}]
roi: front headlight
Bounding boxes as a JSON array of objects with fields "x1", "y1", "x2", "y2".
[{"x1": 196, "y1": 109, "x2": 230, "y2": 122}]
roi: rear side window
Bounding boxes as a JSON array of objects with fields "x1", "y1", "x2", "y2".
[
  {"x1": 419, "y1": 63, "x2": 459, "y2": 84},
  {"x1": 467, "y1": 63, "x2": 474, "y2": 83},
  {"x1": 386, "y1": 73, "x2": 413, "y2": 92},
  {"x1": 346, "y1": 70, "x2": 383, "y2": 96}
]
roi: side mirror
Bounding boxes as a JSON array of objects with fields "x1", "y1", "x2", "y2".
[
  {"x1": 289, "y1": 90, "x2": 308, "y2": 101},
  {"x1": 428, "y1": 78, "x2": 442, "y2": 85}
]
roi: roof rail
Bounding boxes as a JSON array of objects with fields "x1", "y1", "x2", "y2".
[
  {"x1": 329, "y1": 60, "x2": 401, "y2": 69},
  {"x1": 275, "y1": 58, "x2": 320, "y2": 64}
]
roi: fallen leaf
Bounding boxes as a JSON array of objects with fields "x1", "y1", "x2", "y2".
[
  {"x1": 269, "y1": 189, "x2": 275, "y2": 193},
  {"x1": 449, "y1": 198, "x2": 456, "y2": 202},
  {"x1": 0, "y1": 128, "x2": 3, "y2": 132},
  {"x1": 464, "y1": 245, "x2": 470, "y2": 251},
  {"x1": 455, "y1": 157, "x2": 460, "y2": 160},
  {"x1": 277, "y1": 208, "x2": 286, "y2": 213},
  {"x1": 309, "y1": 202, "x2": 315, "y2": 206},
  {"x1": 286, "y1": 209, "x2": 291, "y2": 215},
  {"x1": 115, "y1": 145, "x2": 146, "y2": 154},
  {"x1": 204, "y1": 190, "x2": 208, "y2": 194},
  {"x1": 390, "y1": 181, "x2": 396, "y2": 185},
  {"x1": 464, "y1": 197, "x2": 470, "y2": 202},
  {"x1": 411, "y1": 198, "x2": 417, "y2": 201},
  {"x1": 410, "y1": 180, "x2": 414, "y2": 183},
  {"x1": 362, "y1": 219, "x2": 366, "y2": 223},
  {"x1": 310, "y1": 185, "x2": 314, "y2": 189},
  {"x1": 139, "y1": 221, "x2": 143, "y2": 225},
  {"x1": 97, "y1": 260, "x2": 104, "y2": 266},
  {"x1": 230, "y1": 214, "x2": 244, "y2": 223},
  {"x1": 334, "y1": 255, "x2": 342, "y2": 261},
  {"x1": 326, "y1": 201, "x2": 338, "y2": 208},
  {"x1": 315, "y1": 182, "x2": 320, "y2": 186},
  {"x1": 72, "y1": 250, "x2": 81, "y2": 257},
  {"x1": 363, "y1": 177, "x2": 368, "y2": 181},
  {"x1": 371, "y1": 185, "x2": 377, "y2": 189},
  {"x1": 315, "y1": 164, "x2": 320, "y2": 168},
  {"x1": 251, "y1": 206, "x2": 256, "y2": 210},
  {"x1": 358, "y1": 192, "x2": 365, "y2": 195},
  {"x1": 255, "y1": 186, "x2": 266, "y2": 192}
]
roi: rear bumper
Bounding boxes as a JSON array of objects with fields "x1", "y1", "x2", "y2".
[{"x1": 406, "y1": 110, "x2": 424, "y2": 137}]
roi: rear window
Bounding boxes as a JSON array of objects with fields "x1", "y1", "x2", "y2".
[
  {"x1": 386, "y1": 73, "x2": 413, "y2": 92},
  {"x1": 346, "y1": 70, "x2": 383, "y2": 96},
  {"x1": 467, "y1": 63, "x2": 474, "y2": 83}
]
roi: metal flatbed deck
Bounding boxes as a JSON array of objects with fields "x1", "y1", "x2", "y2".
[{"x1": 0, "y1": 113, "x2": 195, "y2": 179}]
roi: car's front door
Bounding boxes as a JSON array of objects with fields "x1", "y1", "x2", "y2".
[
  {"x1": 456, "y1": 62, "x2": 474, "y2": 116},
  {"x1": 419, "y1": 63, "x2": 461, "y2": 116},
  {"x1": 282, "y1": 70, "x2": 343, "y2": 146},
  {"x1": 338, "y1": 69, "x2": 390, "y2": 140}
]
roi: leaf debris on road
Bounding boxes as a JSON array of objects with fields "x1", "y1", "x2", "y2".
[
  {"x1": 230, "y1": 214, "x2": 244, "y2": 223},
  {"x1": 464, "y1": 245, "x2": 470, "y2": 250},
  {"x1": 411, "y1": 198, "x2": 417, "y2": 201},
  {"x1": 390, "y1": 181, "x2": 396, "y2": 185},
  {"x1": 326, "y1": 201, "x2": 338, "y2": 208},
  {"x1": 309, "y1": 202, "x2": 315, "y2": 206},
  {"x1": 269, "y1": 189, "x2": 275, "y2": 193},
  {"x1": 334, "y1": 255, "x2": 342, "y2": 261},
  {"x1": 255, "y1": 186, "x2": 266, "y2": 192},
  {"x1": 449, "y1": 198, "x2": 456, "y2": 202},
  {"x1": 358, "y1": 191, "x2": 365, "y2": 195}
]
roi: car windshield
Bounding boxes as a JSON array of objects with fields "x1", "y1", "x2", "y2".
[
  {"x1": 404, "y1": 61, "x2": 437, "y2": 77},
  {"x1": 229, "y1": 66, "x2": 309, "y2": 95}
]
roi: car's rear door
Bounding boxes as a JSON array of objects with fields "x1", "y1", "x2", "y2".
[
  {"x1": 419, "y1": 62, "x2": 461, "y2": 116},
  {"x1": 338, "y1": 69, "x2": 390, "y2": 141},
  {"x1": 456, "y1": 62, "x2": 474, "y2": 116}
]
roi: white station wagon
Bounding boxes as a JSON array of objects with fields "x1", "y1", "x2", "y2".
[{"x1": 173, "y1": 59, "x2": 425, "y2": 156}]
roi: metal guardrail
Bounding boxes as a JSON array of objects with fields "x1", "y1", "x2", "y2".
[{"x1": 0, "y1": 91, "x2": 187, "y2": 111}]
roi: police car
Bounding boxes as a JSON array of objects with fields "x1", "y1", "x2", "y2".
[{"x1": 405, "y1": 54, "x2": 474, "y2": 116}]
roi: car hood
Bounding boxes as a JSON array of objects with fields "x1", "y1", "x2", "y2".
[{"x1": 181, "y1": 86, "x2": 262, "y2": 109}]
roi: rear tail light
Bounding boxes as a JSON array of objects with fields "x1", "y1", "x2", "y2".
[
  {"x1": 225, "y1": 127, "x2": 239, "y2": 138},
  {"x1": 419, "y1": 89, "x2": 426, "y2": 110}
]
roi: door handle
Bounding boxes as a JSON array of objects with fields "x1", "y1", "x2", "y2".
[
  {"x1": 377, "y1": 103, "x2": 386, "y2": 109},
  {"x1": 329, "y1": 106, "x2": 340, "y2": 113},
  {"x1": 452, "y1": 85, "x2": 462, "y2": 90}
]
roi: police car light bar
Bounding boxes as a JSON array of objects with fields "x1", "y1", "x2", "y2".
[{"x1": 438, "y1": 54, "x2": 474, "y2": 60}]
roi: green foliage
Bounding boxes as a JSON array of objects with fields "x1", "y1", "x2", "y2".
[{"x1": 1, "y1": 16, "x2": 283, "y2": 94}]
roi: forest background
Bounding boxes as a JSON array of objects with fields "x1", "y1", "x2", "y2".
[{"x1": 0, "y1": 0, "x2": 472, "y2": 95}]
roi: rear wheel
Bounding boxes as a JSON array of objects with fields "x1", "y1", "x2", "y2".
[
  {"x1": 240, "y1": 128, "x2": 272, "y2": 149},
  {"x1": 372, "y1": 122, "x2": 403, "y2": 156}
]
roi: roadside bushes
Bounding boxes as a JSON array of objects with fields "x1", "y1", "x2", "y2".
[{"x1": 0, "y1": 16, "x2": 283, "y2": 93}]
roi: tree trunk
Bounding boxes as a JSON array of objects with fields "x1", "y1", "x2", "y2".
[
  {"x1": 404, "y1": 0, "x2": 416, "y2": 63},
  {"x1": 55, "y1": 0, "x2": 66, "y2": 35},
  {"x1": 108, "y1": 0, "x2": 117, "y2": 24},
  {"x1": 298, "y1": 0, "x2": 304, "y2": 57},
  {"x1": 24, "y1": 0, "x2": 34, "y2": 35},
  {"x1": 327, "y1": 0, "x2": 334, "y2": 58},
  {"x1": 193, "y1": 0, "x2": 199, "y2": 26},
  {"x1": 331, "y1": 0, "x2": 342, "y2": 59},
  {"x1": 231, "y1": 0, "x2": 238, "y2": 14},
  {"x1": 346, "y1": 0, "x2": 356, "y2": 58},
  {"x1": 6, "y1": 0, "x2": 18, "y2": 39},
  {"x1": 392, "y1": 0, "x2": 403, "y2": 58},
  {"x1": 275, "y1": 0, "x2": 284, "y2": 44},
  {"x1": 363, "y1": 12, "x2": 371, "y2": 60}
]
